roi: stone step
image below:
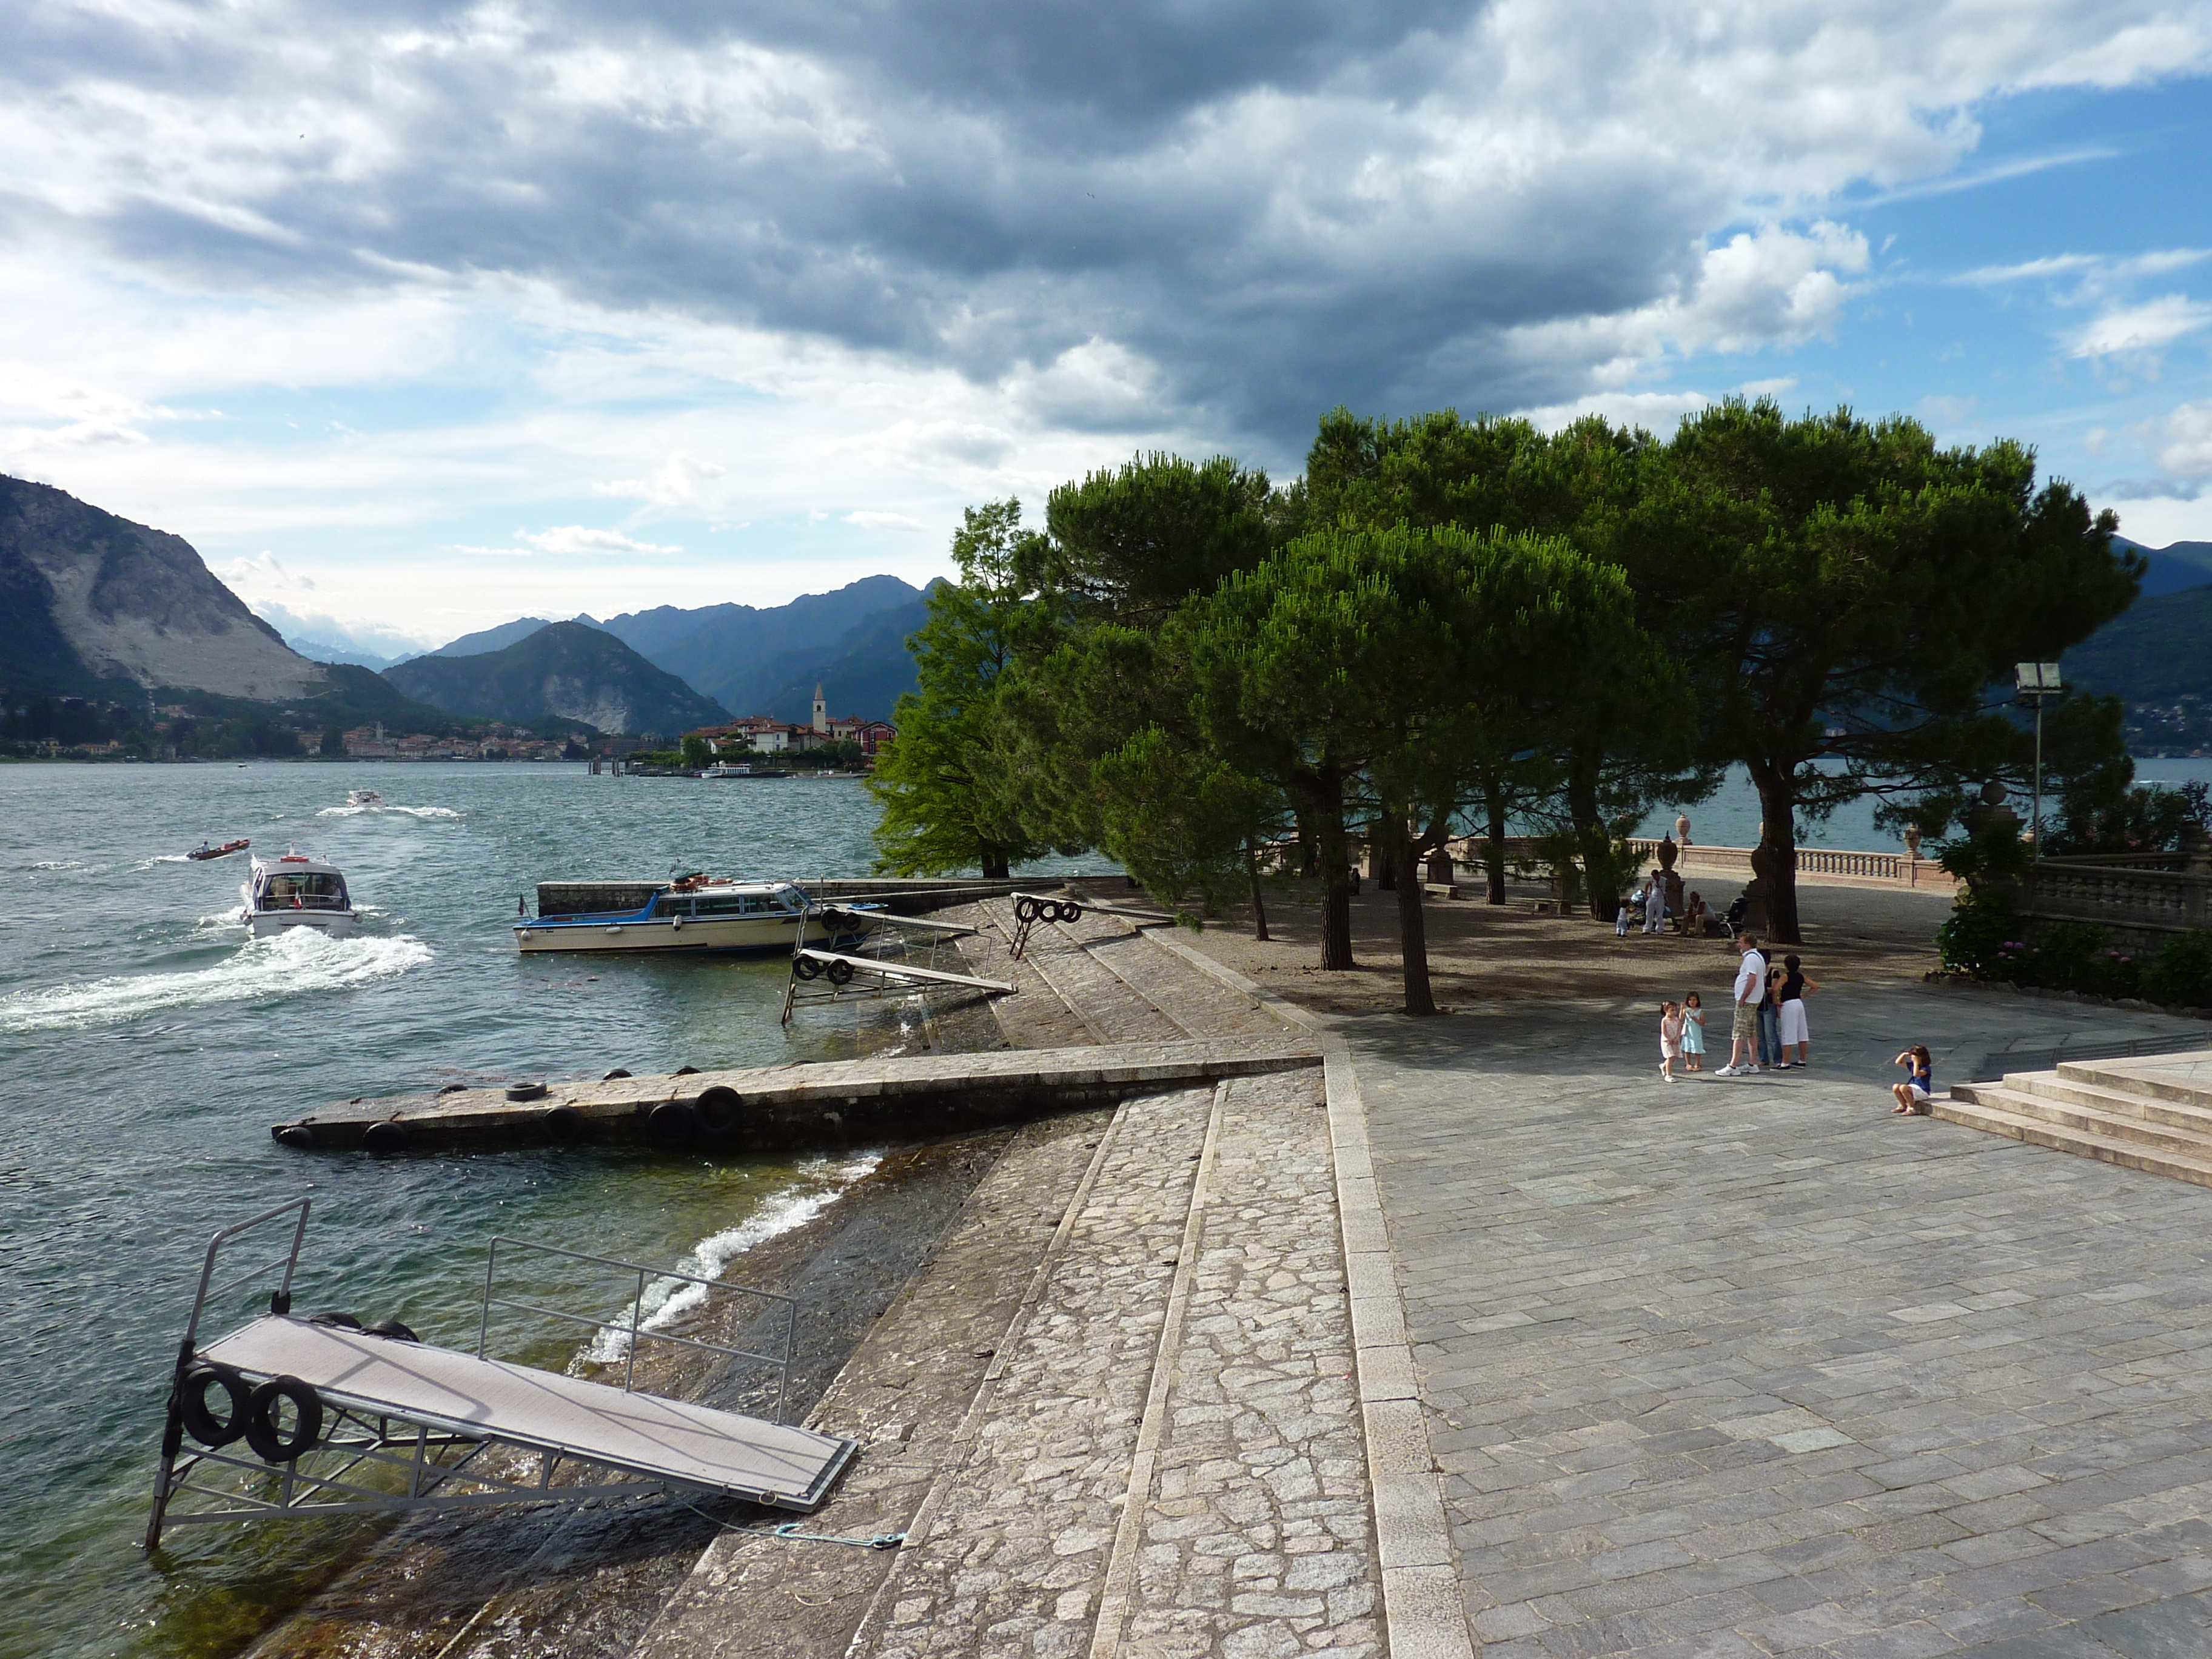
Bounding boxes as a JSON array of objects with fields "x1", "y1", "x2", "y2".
[
  {"x1": 2059, "y1": 1054, "x2": 2212, "y2": 1113},
  {"x1": 1931, "y1": 1093, "x2": 2212, "y2": 1190},
  {"x1": 1997, "y1": 1071, "x2": 2212, "y2": 1136},
  {"x1": 1951, "y1": 1082, "x2": 2212, "y2": 1158}
]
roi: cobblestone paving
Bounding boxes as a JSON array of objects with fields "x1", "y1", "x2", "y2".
[
  {"x1": 863, "y1": 1068, "x2": 1374, "y2": 1659},
  {"x1": 1339, "y1": 988, "x2": 2212, "y2": 1659}
]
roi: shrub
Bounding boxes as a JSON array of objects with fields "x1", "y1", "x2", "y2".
[
  {"x1": 2142, "y1": 931, "x2": 2212, "y2": 1008},
  {"x1": 2028, "y1": 922, "x2": 2110, "y2": 994},
  {"x1": 1937, "y1": 891, "x2": 2021, "y2": 979}
]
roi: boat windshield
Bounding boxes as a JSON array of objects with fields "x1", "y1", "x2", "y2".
[
  {"x1": 659, "y1": 891, "x2": 779, "y2": 917},
  {"x1": 258, "y1": 871, "x2": 349, "y2": 910}
]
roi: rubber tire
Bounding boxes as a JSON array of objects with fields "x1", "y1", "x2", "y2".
[
  {"x1": 694, "y1": 1086, "x2": 742, "y2": 1140},
  {"x1": 1059, "y1": 902, "x2": 1082, "y2": 924},
  {"x1": 602, "y1": 1068, "x2": 633, "y2": 1081},
  {"x1": 542, "y1": 1104, "x2": 586, "y2": 1145},
  {"x1": 179, "y1": 1361, "x2": 249, "y2": 1448},
  {"x1": 1013, "y1": 896, "x2": 1039, "y2": 923},
  {"x1": 648, "y1": 1099, "x2": 697, "y2": 1148},
  {"x1": 793, "y1": 956, "x2": 823, "y2": 980},
  {"x1": 826, "y1": 958, "x2": 856, "y2": 987},
  {"x1": 437, "y1": 1082, "x2": 468, "y2": 1096},
  {"x1": 273, "y1": 1125, "x2": 317, "y2": 1149},
  {"x1": 361, "y1": 1120, "x2": 411, "y2": 1153},
  {"x1": 504, "y1": 1081, "x2": 549, "y2": 1102},
  {"x1": 673, "y1": 1065, "x2": 701, "y2": 1077},
  {"x1": 364, "y1": 1319, "x2": 421, "y2": 1342},
  {"x1": 244, "y1": 1375, "x2": 323, "y2": 1464},
  {"x1": 309, "y1": 1310, "x2": 363, "y2": 1330}
]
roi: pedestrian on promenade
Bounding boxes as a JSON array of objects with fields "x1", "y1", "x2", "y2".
[
  {"x1": 1616, "y1": 897, "x2": 1635, "y2": 937},
  {"x1": 1643, "y1": 870, "x2": 1667, "y2": 935},
  {"x1": 1680, "y1": 991, "x2": 1707, "y2": 1071},
  {"x1": 1758, "y1": 959, "x2": 1785, "y2": 1069},
  {"x1": 1659, "y1": 1000, "x2": 1684, "y2": 1081},
  {"x1": 1714, "y1": 933, "x2": 1767, "y2": 1075},
  {"x1": 1776, "y1": 954, "x2": 1820, "y2": 1067},
  {"x1": 1891, "y1": 1045, "x2": 1935, "y2": 1114},
  {"x1": 1682, "y1": 891, "x2": 1712, "y2": 936}
]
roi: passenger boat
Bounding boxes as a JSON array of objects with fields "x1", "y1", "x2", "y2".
[
  {"x1": 241, "y1": 848, "x2": 360, "y2": 938},
  {"x1": 347, "y1": 788, "x2": 384, "y2": 808},
  {"x1": 187, "y1": 838, "x2": 250, "y2": 861},
  {"x1": 699, "y1": 763, "x2": 782, "y2": 779},
  {"x1": 515, "y1": 876, "x2": 877, "y2": 955}
]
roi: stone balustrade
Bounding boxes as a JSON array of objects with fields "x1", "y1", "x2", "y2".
[{"x1": 2024, "y1": 857, "x2": 2211, "y2": 939}]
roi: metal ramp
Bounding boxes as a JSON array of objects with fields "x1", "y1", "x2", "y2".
[
  {"x1": 145, "y1": 1199, "x2": 856, "y2": 1548},
  {"x1": 780, "y1": 899, "x2": 1014, "y2": 1023}
]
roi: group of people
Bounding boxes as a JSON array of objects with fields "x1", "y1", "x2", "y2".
[
  {"x1": 1655, "y1": 931, "x2": 1819, "y2": 1081},
  {"x1": 1615, "y1": 880, "x2": 1723, "y2": 938}
]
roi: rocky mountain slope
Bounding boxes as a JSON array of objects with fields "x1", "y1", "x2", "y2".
[
  {"x1": 381, "y1": 621, "x2": 730, "y2": 736},
  {"x1": 1, "y1": 475, "x2": 324, "y2": 699}
]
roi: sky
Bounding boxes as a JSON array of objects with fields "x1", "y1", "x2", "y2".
[{"x1": 4, "y1": 1, "x2": 2211, "y2": 655}]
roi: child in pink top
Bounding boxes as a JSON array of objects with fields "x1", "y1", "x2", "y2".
[{"x1": 1659, "y1": 1000, "x2": 1684, "y2": 1082}]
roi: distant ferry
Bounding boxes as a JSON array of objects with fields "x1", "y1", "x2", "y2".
[
  {"x1": 241, "y1": 849, "x2": 360, "y2": 938},
  {"x1": 515, "y1": 877, "x2": 878, "y2": 955},
  {"x1": 699, "y1": 763, "x2": 783, "y2": 779}
]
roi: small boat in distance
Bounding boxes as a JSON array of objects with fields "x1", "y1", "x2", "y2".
[
  {"x1": 241, "y1": 848, "x2": 360, "y2": 937},
  {"x1": 187, "y1": 838, "x2": 250, "y2": 862},
  {"x1": 699, "y1": 763, "x2": 783, "y2": 779},
  {"x1": 516, "y1": 876, "x2": 876, "y2": 955},
  {"x1": 347, "y1": 788, "x2": 384, "y2": 808}
]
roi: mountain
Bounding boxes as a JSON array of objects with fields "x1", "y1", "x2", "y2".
[
  {"x1": 2115, "y1": 536, "x2": 2212, "y2": 600},
  {"x1": 745, "y1": 588, "x2": 933, "y2": 723},
  {"x1": 2065, "y1": 580, "x2": 2212, "y2": 705},
  {"x1": 1, "y1": 475, "x2": 325, "y2": 700},
  {"x1": 423, "y1": 616, "x2": 568, "y2": 659},
  {"x1": 594, "y1": 575, "x2": 923, "y2": 712},
  {"x1": 381, "y1": 621, "x2": 730, "y2": 736}
]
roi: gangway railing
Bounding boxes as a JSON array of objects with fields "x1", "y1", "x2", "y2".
[
  {"x1": 780, "y1": 896, "x2": 1014, "y2": 1024},
  {"x1": 144, "y1": 1202, "x2": 856, "y2": 1550}
]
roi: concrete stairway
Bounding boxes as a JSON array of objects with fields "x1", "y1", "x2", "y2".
[{"x1": 1940, "y1": 1050, "x2": 2212, "y2": 1186}]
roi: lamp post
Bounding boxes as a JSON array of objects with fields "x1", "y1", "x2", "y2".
[{"x1": 2015, "y1": 662, "x2": 2062, "y2": 856}]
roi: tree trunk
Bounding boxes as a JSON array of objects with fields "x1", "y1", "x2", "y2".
[
  {"x1": 1292, "y1": 768, "x2": 1356, "y2": 970},
  {"x1": 1483, "y1": 780, "x2": 1509, "y2": 905},
  {"x1": 980, "y1": 846, "x2": 1011, "y2": 880},
  {"x1": 1566, "y1": 753, "x2": 1617, "y2": 922},
  {"x1": 1246, "y1": 838, "x2": 1270, "y2": 942},
  {"x1": 1375, "y1": 835, "x2": 1396, "y2": 890},
  {"x1": 1749, "y1": 763, "x2": 1802, "y2": 945},
  {"x1": 1388, "y1": 815, "x2": 1437, "y2": 1016}
]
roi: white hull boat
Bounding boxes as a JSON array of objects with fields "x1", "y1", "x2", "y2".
[
  {"x1": 242, "y1": 849, "x2": 360, "y2": 938},
  {"x1": 515, "y1": 878, "x2": 877, "y2": 955}
]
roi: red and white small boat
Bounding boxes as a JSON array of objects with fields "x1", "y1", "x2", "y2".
[{"x1": 187, "y1": 838, "x2": 251, "y2": 862}]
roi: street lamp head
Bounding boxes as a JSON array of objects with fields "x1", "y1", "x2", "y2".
[{"x1": 2015, "y1": 662, "x2": 2063, "y2": 694}]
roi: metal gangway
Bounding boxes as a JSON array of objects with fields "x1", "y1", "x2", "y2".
[
  {"x1": 780, "y1": 898, "x2": 1014, "y2": 1024},
  {"x1": 145, "y1": 1199, "x2": 856, "y2": 1549}
]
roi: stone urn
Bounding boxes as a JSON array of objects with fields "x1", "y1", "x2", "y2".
[
  {"x1": 1675, "y1": 813, "x2": 1691, "y2": 846},
  {"x1": 1903, "y1": 825, "x2": 1922, "y2": 860},
  {"x1": 1655, "y1": 838, "x2": 1678, "y2": 875}
]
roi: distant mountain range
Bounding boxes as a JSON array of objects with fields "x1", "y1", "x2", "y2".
[{"x1": 383, "y1": 622, "x2": 731, "y2": 737}]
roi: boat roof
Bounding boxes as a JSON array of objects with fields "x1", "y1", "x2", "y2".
[
  {"x1": 250, "y1": 850, "x2": 345, "y2": 876},
  {"x1": 659, "y1": 877, "x2": 797, "y2": 895}
]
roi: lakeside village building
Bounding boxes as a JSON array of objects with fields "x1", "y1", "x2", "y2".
[{"x1": 683, "y1": 683, "x2": 896, "y2": 758}]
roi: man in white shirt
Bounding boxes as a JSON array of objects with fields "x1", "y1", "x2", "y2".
[{"x1": 1714, "y1": 932, "x2": 1768, "y2": 1076}]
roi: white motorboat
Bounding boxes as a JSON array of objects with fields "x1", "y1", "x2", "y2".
[
  {"x1": 515, "y1": 877, "x2": 877, "y2": 955},
  {"x1": 347, "y1": 788, "x2": 384, "y2": 808},
  {"x1": 241, "y1": 848, "x2": 360, "y2": 938}
]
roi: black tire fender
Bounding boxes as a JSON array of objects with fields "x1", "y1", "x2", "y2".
[
  {"x1": 364, "y1": 1319, "x2": 421, "y2": 1342},
  {"x1": 504, "y1": 1081, "x2": 549, "y2": 1102},
  {"x1": 273, "y1": 1124, "x2": 316, "y2": 1150},
  {"x1": 673, "y1": 1065, "x2": 701, "y2": 1076},
  {"x1": 602, "y1": 1068, "x2": 633, "y2": 1081},
  {"x1": 309, "y1": 1310, "x2": 363, "y2": 1330},
  {"x1": 542, "y1": 1104, "x2": 586, "y2": 1145},
  {"x1": 244, "y1": 1375, "x2": 323, "y2": 1463},
  {"x1": 826, "y1": 957, "x2": 856, "y2": 987},
  {"x1": 648, "y1": 1099, "x2": 697, "y2": 1148},
  {"x1": 179, "y1": 1361, "x2": 249, "y2": 1447},
  {"x1": 1013, "y1": 896, "x2": 1039, "y2": 923},
  {"x1": 793, "y1": 956, "x2": 823, "y2": 980},
  {"x1": 361, "y1": 1120, "x2": 411, "y2": 1153},
  {"x1": 1059, "y1": 902, "x2": 1083, "y2": 924},
  {"x1": 694, "y1": 1086, "x2": 742, "y2": 1140}
]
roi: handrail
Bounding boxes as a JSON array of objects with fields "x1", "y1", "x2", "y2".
[{"x1": 478, "y1": 1236, "x2": 797, "y2": 1423}]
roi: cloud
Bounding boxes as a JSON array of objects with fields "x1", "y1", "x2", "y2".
[
  {"x1": 214, "y1": 551, "x2": 317, "y2": 594},
  {"x1": 594, "y1": 451, "x2": 729, "y2": 507},
  {"x1": 515, "y1": 525, "x2": 684, "y2": 556},
  {"x1": 2157, "y1": 401, "x2": 2212, "y2": 484},
  {"x1": 844, "y1": 510, "x2": 925, "y2": 531},
  {"x1": 2070, "y1": 296, "x2": 2212, "y2": 360},
  {"x1": 7, "y1": 0, "x2": 2210, "y2": 446}
]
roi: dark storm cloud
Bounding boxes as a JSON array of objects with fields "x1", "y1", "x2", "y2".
[{"x1": 1, "y1": 0, "x2": 2062, "y2": 446}]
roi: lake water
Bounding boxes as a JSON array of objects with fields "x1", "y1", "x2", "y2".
[{"x1": 0, "y1": 763, "x2": 1093, "y2": 1659}]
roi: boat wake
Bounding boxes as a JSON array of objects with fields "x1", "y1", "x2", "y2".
[
  {"x1": 0, "y1": 930, "x2": 434, "y2": 1034},
  {"x1": 581, "y1": 1153, "x2": 884, "y2": 1366},
  {"x1": 317, "y1": 803, "x2": 462, "y2": 819}
]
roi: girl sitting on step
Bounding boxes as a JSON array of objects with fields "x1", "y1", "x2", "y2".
[{"x1": 1891, "y1": 1046, "x2": 1934, "y2": 1114}]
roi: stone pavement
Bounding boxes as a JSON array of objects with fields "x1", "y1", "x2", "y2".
[{"x1": 1334, "y1": 980, "x2": 2212, "y2": 1658}]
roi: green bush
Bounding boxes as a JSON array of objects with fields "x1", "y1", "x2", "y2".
[
  {"x1": 1937, "y1": 891, "x2": 2022, "y2": 978},
  {"x1": 2142, "y1": 931, "x2": 2212, "y2": 1008},
  {"x1": 2028, "y1": 922, "x2": 2110, "y2": 994}
]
